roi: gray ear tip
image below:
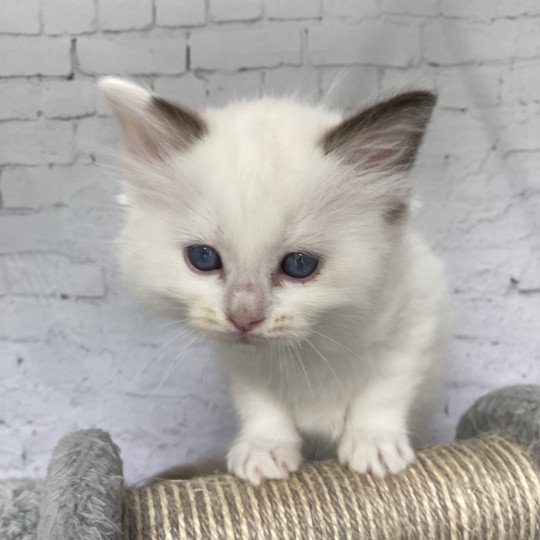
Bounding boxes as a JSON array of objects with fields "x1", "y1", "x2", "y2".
[
  {"x1": 421, "y1": 91, "x2": 438, "y2": 109},
  {"x1": 400, "y1": 90, "x2": 438, "y2": 110}
]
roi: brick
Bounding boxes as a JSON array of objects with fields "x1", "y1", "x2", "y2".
[
  {"x1": 423, "y1": 19, "x2": 540, "y2": 64},
  {"x1": 455, "y1": 295, "x2": 540, "y2": 345},
  {"x1": 0, "y1": 254, "x2": 105, "y2": 298},
  {"x1": 503, "y1": 151, "x2": 540, "y2": 246},
  {"x1": 155, "y1": 0, "x2": 206, "y2": 26},
  {"x1": 379, "y1": 67, "x2": 428, "y2": 96},
  {"x1": 492, "y1": 0, "x2": 540, "y2": 16},
  {"x1": 381, "y1": 66, "x2": 500, "y2": 109},
  {"x1": 206, "y1": 71, "x2": 263, "y2": 104},
  {"x1": 308, "y1": 21, "x2": 420, "y2": 67},
  {"x1": 154, "y1": 74, "x2": 208, "y2": 108},
  {"x1": 504, "y1": 152, "x2": 540, "y2": 196},
  {"x1": 501, "y1": 59, "x2": 540, "y2": 105},
  {"x1": 266, "y1": 0, "x2": 321, "y2": 19},
  {"x1": 498, "y1": 109, "x2": 540, "y2": 152},
  {"x1": 0, "y1": 121, "x2": 74, "y2": 165},
  {"x1": 441, "y1": 0, "x2": 540, "y2": 18},
  {"x1": 322, "y1": 0, "x2": 378, "y2": 18},
  {"x1": 210, "y1": 0, "x2": 262, "y2": 22},
  {"x1": 515, "y1": 254, "x2": 540, "y2": 293},
  {"x1": 98, "y1": 0, "x2": 153, "y2": 31},
  {"x1": 0, "y1": 0, "x2": 40, "y2": 34},
  {"x1": 190, "y1": 26, "x2": 301, "y2": 70},
  {"x1": 0, "y1": 208, "x2": 114, "y2": 258},
  {"x1": 77, "y1": 116, "x2": 120, "y2": 160},
  {"x1": 381, "y1": 0, "x2": 438, "y2": 16},
  {"x1": 447, "y1": 338, "x2": 539, "y2": 389},
  {"x1": 40, "y1": 80, "x2": 96, "y2": 119},
  {"x1": 262, "y1": 67, "x2": 319, "y2": 100},
  {"x1": 320, "y1": 66, "x2": 380, "y2": 111},
  {"x1": 433, "y1": 66, "x2": 500, "y2": 108},
  {"x1": 77, "y1": 36, "x2": 186, "y2": 75},
  {"x1": 429, "y1": 197, "x2": 533, "y2": 252},
  {"x1": 42, "y1": 0, "x2": 95, "y2": 34},
  {"x1": 1, "y1": 164, "x2": 102, "y2": 209},
  {"x1": 445, "y1": 247, "x2": 531, "y2": 296},
  {"x1": 0, "y1": 37, "x2": 71, "y2": 76},
  {"x1": 0, "y1": 297, "x2": 102, "y2": 343},
  {"x1": 420, "y1": 109, "x2": 495, "y2": 177},
  {"x1": 0, "y1": 82, "x2": 40, "y2": 120}
]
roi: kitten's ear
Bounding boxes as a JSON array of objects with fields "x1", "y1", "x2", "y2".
[
  {"x1": 98, "y1": 77, "x2": 207, "y2": 162},
  {"x1": 321, "y1": 91, "x2": 436, "y2": 174}
]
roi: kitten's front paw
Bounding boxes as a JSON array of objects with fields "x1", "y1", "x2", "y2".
[
  {"x1": 227, "y1": 439, "x2": 302, "y2": 485},
  {"x1": 338, "y1": 430, "x2": 415, "y2": 478}
]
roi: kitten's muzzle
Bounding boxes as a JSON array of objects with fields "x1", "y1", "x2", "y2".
[
  {"x1": 225, "y1": 281, "x2": 267, "y2": 334},
  {"x1": 226, "y1": 313, "x2": 265, "y2": 334}
]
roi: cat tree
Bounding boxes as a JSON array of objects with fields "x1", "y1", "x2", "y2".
[{"x1": 1, "y1": 385, "x2": 539, "y2": 539}]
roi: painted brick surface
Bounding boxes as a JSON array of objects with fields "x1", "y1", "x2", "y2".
[
  {"x1": 0, "y1": 37, "x2": 71, "y2": 76},
  {"x1": 190, "y1": 26, "x2": 302, "y2": 70},
  {"x1": 209, "y1": 0, "x2": 263, "y2": 22},
  {"x1": 1, "y1": 0, "x2": 539, "y2": 483},
  {"x1": 42, "y1": 0, "x2": 96, "y2": 35},
  {"x1": 308, "y1": 20, "x2": 421, "y2": 67},
  {"x1": 77, "y1": 36, "x2": 187, "y2": 75},
  {"x1": 0, "y1": 0, "x2": 41, "y2": 34},
  {"x1": 0, "y1": 82, "x2": 41, "y2": 120},
  {"x1": 155, "y1": 0, "x2": 206, "y2": 27},
  {"x1": 265, "y1": 0, "x2": 321, "y2": 19},
  {"x1": 98, "y1": 0, "x2": 153, "y2": 31}
]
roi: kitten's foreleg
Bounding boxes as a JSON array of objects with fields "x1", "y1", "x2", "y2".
[
  {"x1": 227, "y1": 386, "x2": 302, "y2": 484},
  {"x1": 338, "y1": 351, "x2": 428, "y2": 477}
]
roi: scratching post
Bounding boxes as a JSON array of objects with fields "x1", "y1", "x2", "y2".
[{"x1": 125, "y1": 435, "x2": 539, "y2": 538}]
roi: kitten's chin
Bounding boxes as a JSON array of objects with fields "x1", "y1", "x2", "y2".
[{"x1": 190, "y1": 323, "x2": 307, "y2": 348}]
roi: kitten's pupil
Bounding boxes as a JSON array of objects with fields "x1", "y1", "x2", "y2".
[
  {"x1": 187, "y1": 245, "x2": 222, "y2": 271},
  {"x1": 281, "y1": 252, "x2": 318, "y2": 279}
]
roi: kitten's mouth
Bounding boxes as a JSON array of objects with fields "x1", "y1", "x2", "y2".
[{"x1": 232, "y1": 331, "x2": 264, "y2": 345}]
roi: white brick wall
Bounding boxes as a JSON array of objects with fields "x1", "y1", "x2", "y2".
[
  {"x1": 42, "y1": 0, "x2": 96, "y2": 35},
  {"x1": 1, "y1": 0, "x2": 539, "y2": 483},
  {"x1": 189, "y1": 26, "x2": 302, "y2": 70}
]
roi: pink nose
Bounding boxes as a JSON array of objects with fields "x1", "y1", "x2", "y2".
[{"x1": 227, "y1": 314, "x2": 264, "y2": 333}]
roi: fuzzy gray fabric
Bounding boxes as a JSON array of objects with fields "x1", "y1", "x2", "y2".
[
  {"x1": 0, "y1": 479, "x2": 42, "y2": 540},
  {"x1": 456, "y1": 384, "x2": 540, "y2": 467},
  {"x1": 36, "y1": 429, "x2": 124, "y2": 540}
]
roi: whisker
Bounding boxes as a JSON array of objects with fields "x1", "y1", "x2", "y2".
[
  {"x1": 291, "y1": 340, "x2": 315, "y2": 398},
  {"x1": 126, "y1": 324, "x2": 192, "y2": 390},
  {"x1": 310, "y1": 329, "x2": 372, "y2": 369},
  {"x1": 305, "y1": 337, "x2": 344, "y2": 392},
  {"x1": 150, "y1": 331, "x2": 202, "y2": 412}
]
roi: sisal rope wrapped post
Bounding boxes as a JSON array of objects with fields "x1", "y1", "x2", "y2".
[{"x1": 124, "y1": 434, "x2": 540, "y2": 539}]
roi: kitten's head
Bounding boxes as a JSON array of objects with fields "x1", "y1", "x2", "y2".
[{"x1": 100, "y1": 78, "x2": 435, "y2": 345}]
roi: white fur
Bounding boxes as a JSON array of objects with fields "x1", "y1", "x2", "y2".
[{"x1": 100, "y1": 78, "x2": 451, "y2": 484}]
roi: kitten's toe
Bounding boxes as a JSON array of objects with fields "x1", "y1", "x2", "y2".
[
  {"x1": 338, "y1": 431, "x2": 415, "y2": 478},
  {"x1": 227, "y1": 439, "x2": 302, "y2": 485}
]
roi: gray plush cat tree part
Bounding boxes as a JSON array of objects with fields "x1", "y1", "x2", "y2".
[{"x1": 0, "y1": 384, "x2": 539, "y2": 540}]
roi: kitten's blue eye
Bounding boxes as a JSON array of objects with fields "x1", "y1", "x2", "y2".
[
  {"x1": 187, "y1": 245, "x2": 222, "y2": 272},
  {"x1": 280, "y1": 252, "x2": 319, "y2": 279}
]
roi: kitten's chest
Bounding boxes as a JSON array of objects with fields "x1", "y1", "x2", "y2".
[
  {"x1": 282, "y1": 360, "x2": 358, "y2": 441},
  {"x1": 291, "y1": 395, "x2": 348, "y2": 441}
]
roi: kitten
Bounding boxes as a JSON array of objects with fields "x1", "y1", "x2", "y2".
[{"x1": 100, "y1": 78, "x2": 451, "y2": 485}]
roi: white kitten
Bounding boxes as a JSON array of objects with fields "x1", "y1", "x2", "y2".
[{"x1": 100, "y1": 78, "x2": 451, "y2": 485}]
